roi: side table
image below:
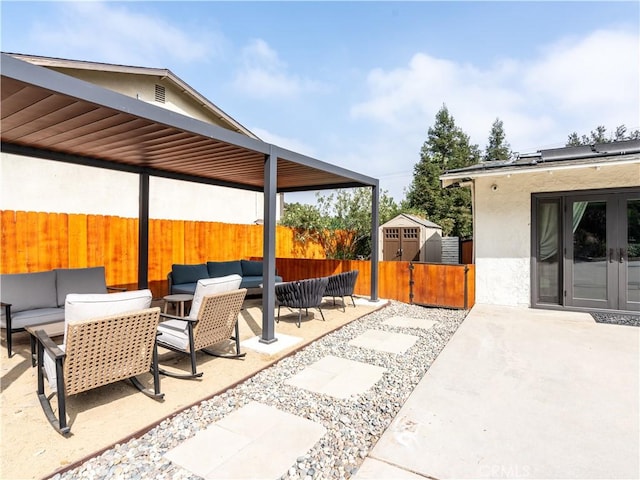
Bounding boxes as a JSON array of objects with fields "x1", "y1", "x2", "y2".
[{"x1": 163, "y1": 294, "x2": 194, "y2": 317}]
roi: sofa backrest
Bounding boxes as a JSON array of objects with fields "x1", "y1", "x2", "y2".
[
  {"x1": 189, "y1": 275, "x2": 242, "y2": 320},
  {"x1": 54, "y1": 267, "x2": 108, "y2": 307},
  {"x1": 0, "y1": 270, "x2": 58, "y2": 313},
  {"x1": 171, "y1": 263, "x2": 208, "y2": 285},
  {"x1": 64, "y1": 289, "x2": 153, "y2": 344},
  {"x1": 207, "y1": 260, "x2": 243, "y2": 278},
  {"x1": 240, "y1": 260, "x2": 263, "y2": 277}
]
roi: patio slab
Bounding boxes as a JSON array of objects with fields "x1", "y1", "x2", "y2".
[
  {"x1": 367, "y1": 304, "x2": 640, "y2": 479},
  {"x1": 348, "y1": 329, "x2": 419, "y2": 354},
  {"x1": 285, "y1": 355, "x2": 386, "y2": 399},
  {"x1": 164, "y1": 401, "x2": 326, "y2": 479}
]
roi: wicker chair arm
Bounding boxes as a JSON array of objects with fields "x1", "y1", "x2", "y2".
[
  {"x1": 35, "y1": 329, "x2": 65, "y2": 359},
  {"x1": 159, "y1": 312, "x2": 197, "y2": 323}
]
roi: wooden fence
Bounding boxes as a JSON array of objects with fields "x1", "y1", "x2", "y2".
[{"x1": 0, "y1": 210, "x2": 474, "y2": 309}]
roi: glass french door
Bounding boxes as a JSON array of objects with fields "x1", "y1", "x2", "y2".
[{"x1": 565, "y1": 193, "x2": 640, "y2": 311}]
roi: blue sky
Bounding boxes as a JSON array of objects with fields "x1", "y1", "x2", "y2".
[{"x1": 2, "y1": 1, "x2": 638, "y2": 204}]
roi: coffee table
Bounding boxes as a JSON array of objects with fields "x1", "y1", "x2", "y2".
[
  {"x1": 25, "y1": 321, "x2": 65, "y2": 367},
  {"x1": 163, "y1": 294, "x2": 194, "y2": 317}
]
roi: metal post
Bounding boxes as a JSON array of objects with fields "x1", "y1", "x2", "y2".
[
  {"x1": 260, "y1": 146, "x2": 277, "y2": 344},
  {"x1": 463, "y1": 264, "x2": 469, "y2": 310},
  {"x1": 370, "y1": 183, "x2": 379, "y2": 301},
  {"x1": 138, "y1": 171, "x2": 150, "y2": 289},
  {"x1": 409, "y1": 262, "x2": 415, "y2": 304}
]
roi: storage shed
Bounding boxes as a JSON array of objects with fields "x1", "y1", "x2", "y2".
[{"x1": 379, "y1": 214, "x2": 442, "y2": 262}]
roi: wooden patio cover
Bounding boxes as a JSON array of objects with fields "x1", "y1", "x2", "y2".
[{"x1": 0, "y1": 53, "x2": 380, "y2": 343}]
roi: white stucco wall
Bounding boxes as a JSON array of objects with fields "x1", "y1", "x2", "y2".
[
  {"x1": 474, "y1": 162, "x2": 640, "y2": 307},
  {"x1": 0, "y1": 153, "x2": 277, "y2": 223}
]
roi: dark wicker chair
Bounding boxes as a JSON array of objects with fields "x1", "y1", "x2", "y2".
[
  {"x1": 275, "y1": 277, "x2": 329, "y2": 327},
  {"x1": 324, "y1": 270, "x2": 359, "y2": 311}
]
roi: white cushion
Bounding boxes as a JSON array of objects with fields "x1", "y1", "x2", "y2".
[
  {"x1": 44, "y1": 289, "x2": 153, "y2": 390},
  {"x1": 188, "y1": 275, "x2": 241, "y2": 320},
  {"x1": 63, "y1": 289, "x2": 152, "y2": 344},
  {"x1": 157, "y1": 319, "x2": 190, "y2": 351},
  {"x1": 43, "y1": 344, "x2": 65, "y2": 391}
]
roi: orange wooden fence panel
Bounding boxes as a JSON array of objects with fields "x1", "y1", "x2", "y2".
[{"x1": 1, "y1": 210, "x2": 474, "y2": 309}]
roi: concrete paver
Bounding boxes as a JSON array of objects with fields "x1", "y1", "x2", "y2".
[
  {"x1": 348, "y1": 329, "x2": 419, "y2": 354},
  {"x1": 285, "y1": 355, "x2": 386, "y2": 399}
]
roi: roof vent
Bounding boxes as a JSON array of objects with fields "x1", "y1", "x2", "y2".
[{"x1": 154, "y1": 84, "x2": 166, "y2": 103}]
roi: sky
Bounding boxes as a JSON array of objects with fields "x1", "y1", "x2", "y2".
[{"x1": 1, "y1": 1, "x2": 639, "y2": 204}]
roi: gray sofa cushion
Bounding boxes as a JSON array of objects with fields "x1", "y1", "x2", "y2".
[
  {"x1": 55, "y1": 266, "x2": 108, "y2": 307},
  {"x1": 172, "y1": 283, "x2": 198, "y2": 295},
  {"x1": 241, "y1": 275, "x2": 283, "y2": 289},
  {"x1": 172, "y1": 264, "x2": 208, "y2": 286},
  {"x1": 207, "y1": 261, "x2": 243, "y2": 278},
  {"x1": 2, "y1": 307, "x2": 65, "y2": 329},
  {"x1": 0, "y1": 271, "x2": 57, "y2": 313},
  {"x1": 241, "y1": 260, "x2": 263, "y2": 277}
]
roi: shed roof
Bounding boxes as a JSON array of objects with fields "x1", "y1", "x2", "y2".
[
  {"x1": 441, "y1": 139, "x2": 640, "y2": 187},
  {"x1": 381, "y1": 213, "x2": 441, "y2": 229}
]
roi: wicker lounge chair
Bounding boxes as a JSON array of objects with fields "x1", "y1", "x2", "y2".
[
  {"x1": 156, "y1": 275, "x2": 247, "y2": 379},
  {"x1": 275, "y1": 277, "x2": 329, "y2": 327},
  {"x1": 324, "y1": 270, "x2": 359, "y2": 311},
  {"x1": 35, "y1": 289, "x2": 163, "y2": 435}
]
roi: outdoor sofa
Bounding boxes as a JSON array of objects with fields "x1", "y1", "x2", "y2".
[
  {"x1": 0, "y1": 266, "x2": 123, "y2": 357},
  {"x1": 167, "y1": 260, "x2": 282, "y2": 296}
]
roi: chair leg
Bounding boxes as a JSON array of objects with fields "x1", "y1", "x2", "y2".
[
  {"x1": 7, "y1": 330, "x2": 12, "y2": 358},
  {"x1": 36, "y1": 342, "x2": 70, "y2": 435},
  {"x1": 318, "y1": 307, "x2": 325, "y2": 322},
  {"x1": 276, "y1": 305, "x2": 281, "y2": 323},
  {"x1": 133, "y1": 341, "x2": 164, "y2": 399},
  {"x1": 157, "y1": 324, "x2": 204, "y2": 379},
  {"x1": 297, "y1": 309, "x2": 302, "y2": 328},
  {"x1": 202, "y1": 322, "x2": 246, "y2": 359}
]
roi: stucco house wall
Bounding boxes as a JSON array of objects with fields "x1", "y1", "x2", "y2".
[{"x1": 473, "y1": 163, "x2": 640, "y2": 307}]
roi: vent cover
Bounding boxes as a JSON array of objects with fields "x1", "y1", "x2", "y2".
[{"x1": 154, "y1": 84, "x2": 166, "y2": 103}]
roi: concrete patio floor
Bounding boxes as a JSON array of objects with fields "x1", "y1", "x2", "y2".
[{"x1": 358, "y1": 304, "x2": 640, "y2": 479}]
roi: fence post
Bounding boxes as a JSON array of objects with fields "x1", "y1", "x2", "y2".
[
  {"x1": 409, "y1": 262, "x2": 415, "y2": 304},
  {"x1": 463, "y1": 264, "x2": 469, "y2": 310}
]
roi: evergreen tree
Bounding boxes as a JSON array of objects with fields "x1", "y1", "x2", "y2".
[
  {"x1": 405, "y1": 105, "x2": 480, "y2": 237},
  {"x1": 566, "y1": 124, "x2": 640, "y2": 146},
  {"x1": 484, "y1": 118, "x2": 511, "y2": 161}
]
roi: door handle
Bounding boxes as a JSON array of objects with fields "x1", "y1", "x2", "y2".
[{"x1": 619, "y1": 247, "x2": 625, "y2": 263}]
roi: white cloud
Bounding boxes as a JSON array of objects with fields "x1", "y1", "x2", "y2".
[
  {"x1": 233, "y1": 39, "x2": 326, "y2": 99},
  {"x1": 351, "y1": 27, "x2": 640, "y2": 153},
  {"x1": 30, "y1": 2, "x2": 219, "y2": 66}
]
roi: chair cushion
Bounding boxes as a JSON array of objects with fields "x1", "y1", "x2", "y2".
[
  {"x1": 189, "y1": 275, "x2": 242, "y2": 320},
  {"x1": 156, "y1": 319, "x2": 189, "y2": 351},
  {"x1": 55, "y1": 267, "x2": 107, "y2": 307},
  {"x1": 1, "y1": 307, "x2": 65, "y2": 329},
  {"x1": 172, "y1": 283, "x2": 197, "y2": 295},
  {"x1": 0, "y1": 271, "x2": 57, "y2": 312},
  {"x1": 240, "y1": 275, "x2": 283, "y2": 289},
  {"x1": 63, "y1": 289, "x2": 152, "y2": 344},
  {"x1": 241, "y1": 260, "x2": 263, "y2": 277},
  {"x1": 207, "y1": 261, "x2": 243, "y2": 278},
  {"x1": 171, "y1": 264, "x2": 208, "y2": 286},
  {"x1": 43, "y1": 344, "x2": 66, "y2": 392}
]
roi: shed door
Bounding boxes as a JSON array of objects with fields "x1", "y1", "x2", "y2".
[
  {"x1": 383, "y1": 228, "x2": 401, "y2": 260},
  {"x1": 383, "y1": 227, "x2": 421, "y2": 261}
]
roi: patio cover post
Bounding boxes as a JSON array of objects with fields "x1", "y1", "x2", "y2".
[
  {"x1": 260, "y1": 146, "x2": 278, "y2": 344},
  {"x1": 370, "y1": 183, "x2": 379, "y2": 301},
  {"x1": 138, "y1": 171, "x2": 150, "y2": 289}
]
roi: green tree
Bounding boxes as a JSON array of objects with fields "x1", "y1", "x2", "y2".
[
  {"x1": 484, "y1": 118, "x2": 511, "y2": 161},
  {"x1": 280, "y1": 187, "x2": 401, "y2": 259},
  {"x1": 566, "y1": 124, "x2": 640, "y2": 146},
  {"x1": 405, "y1": 105, "x2": 480, "y2": 237}
]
